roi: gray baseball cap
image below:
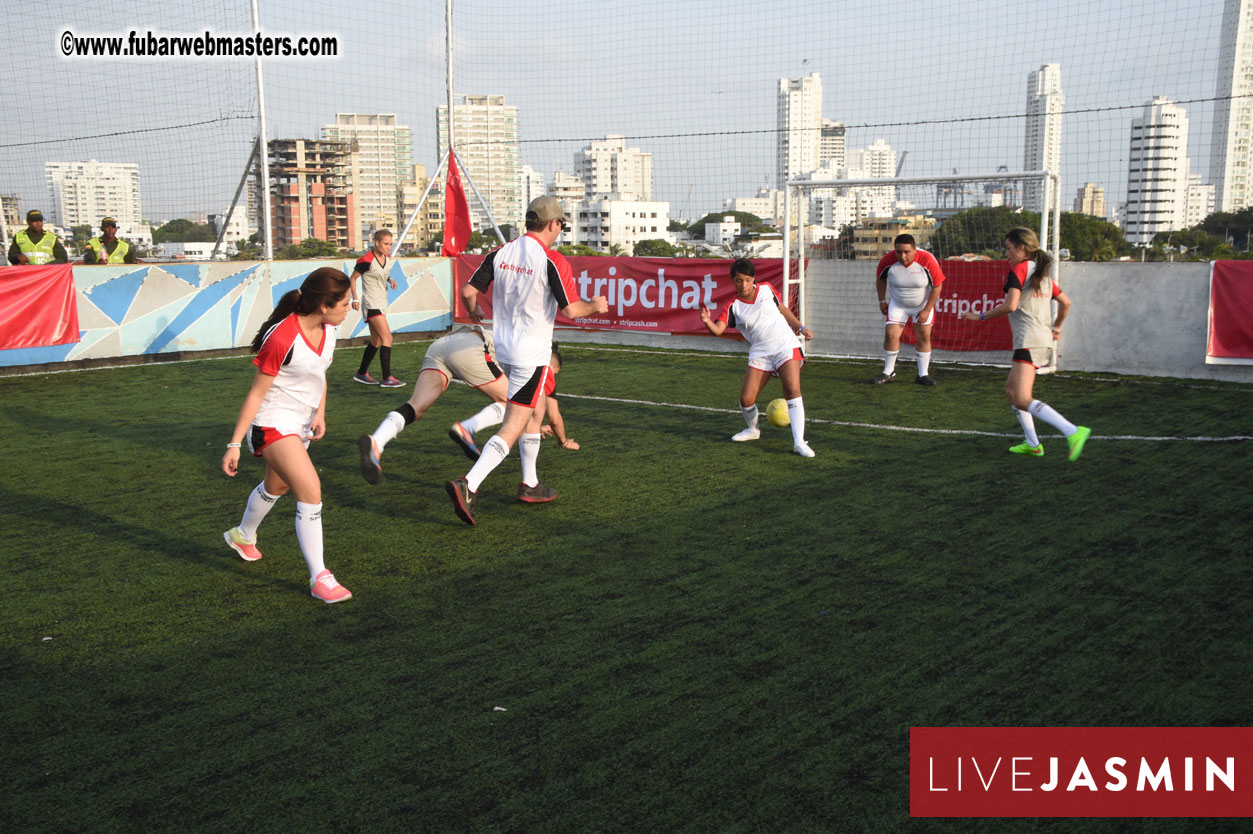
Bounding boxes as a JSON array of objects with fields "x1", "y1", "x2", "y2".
[{"x1": 526, "y1": 196, "x2": 568, "y2": 225}]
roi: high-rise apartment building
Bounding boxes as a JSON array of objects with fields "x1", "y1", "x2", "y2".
[
  {"x1": 1185, "y1": 175, "x2": 1216, "y2": 228},
  {"x1": 777, "y1": 73, "x2": 823, "y2": 188},
  {"x1": 1024, "y1": 63, "x2": 1064, "y2": 213},
  {"x1": 1124, "y1": 97, "x2": 1190, "y2": 246},
  {"x1": 45, "y1": 160, "x2": 142, "y2": 231},
  {"x1": 264, "y1": 138, "x2": 359, "y2": 251},
  {"x1": 1211, "y1": 0, "x2": 1253, "y2": 212},
  {"x1": 521, "y1": 165, "x2": 546, "y2": 210},
  {"x1": 0, "y1": 194, "x2": 20, "y2": 234},
  {"x1": 819, "y1": 119, "x2": 846, "y2": 169},
  {"x1": 1073, "y1": 182, "x2": 1106, "y2": 218},
  {"x1": 437, "y1": 95, "x2": 522, "y2": 231},
  {"x1": 321, "y1": 113, "x2": 412, "y2": 244},
  {"x1": 574, "y1": 135, "x2": 653, "y2": 200},
  {"x1": 398, "y1": 164, "x2": 444, "y2": 250}
]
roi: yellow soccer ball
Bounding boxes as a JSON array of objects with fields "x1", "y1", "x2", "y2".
[{"x1": 765, "y1": 398, "x2": 790, "y2": 428}]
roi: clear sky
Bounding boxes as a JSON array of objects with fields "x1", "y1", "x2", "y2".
[{"x1": 2, "y1": 0, "x2": 1229, "y2": 224}]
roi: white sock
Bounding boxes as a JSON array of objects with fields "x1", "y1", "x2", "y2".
[
  {"x1": 466, "y1": 435, "x2": 510, "y2": 492},
  {"x1": 238, "y1": 482, "x2": 281, "y2": 541},
  {"x1": 519, "y1": 432, "x2": 541, "y2": 487},
  {"x1": 1013, "y1": 406, "x2": 1040, "y2": 447},
  {"x1": 916, "y1": 351, "x2": 932, "y2": 377},
  {"x1": 883, "y1": 350, "x2": 899, "y2": 375},
  {"x1": 1028, "y1": 399, "x2": 1078, "y2": 436},
  {"x1": 461, "y1": 401, "x2": 506, "y2": 435},
  {"x1": 787, "y1": 397, "x2": 806, "y2": 445},
  {"x1": 741, "y1": 404, "x2": 759, "y2": 430},
  {"x1": 294, "y1": 501, "x2": 325, "y2": 580},
  {"x1": 373, "y1": 411, "x2": 407, "y2": 451}
]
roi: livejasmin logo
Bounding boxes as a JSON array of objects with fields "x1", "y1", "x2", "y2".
[{"x1": 910, "y1": 727, "x2": 1253, "y2": 818}]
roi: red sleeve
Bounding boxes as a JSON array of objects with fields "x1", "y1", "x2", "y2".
[
  {"x1": 876, "y1": 251, "x2": 896, "y2": 282},
  {"x1": 546, "y1": 249, "x2": 578, "y2": 308},
  {"x1": 1003, "y1": 261, "x2": 1028, "y2": 293},
  {"x1": 918, "y1": 250, "x2": 946, "y2": 287},
  {"x1": 252, "y1": 315, "x2": 298, "y2": 376},
  {"x1": 1051, "y1": 282, "x2": 1063, "y2": 298},
  {"x1": 354, "y1": 252, "x2": 373, "y2": 275},
  {"x1": 716, "y1": 301, "x2": 731, "y2": 324}
]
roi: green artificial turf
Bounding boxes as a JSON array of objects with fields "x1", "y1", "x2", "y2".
[{"x1": 3, "y1": 341, "x2": 1251, "y2": 833}]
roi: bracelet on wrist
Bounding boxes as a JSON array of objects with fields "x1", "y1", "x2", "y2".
[
  {"x1": 979, "y1": 311, "x2": 985, "y2": 321},
  {"x1": 226, "y1": 442, "x2": 242, "y2": 448}
]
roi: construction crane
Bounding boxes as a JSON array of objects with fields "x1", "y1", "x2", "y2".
[{"x1": 894, "y1": 151, "x2": 908, "y2": 178}]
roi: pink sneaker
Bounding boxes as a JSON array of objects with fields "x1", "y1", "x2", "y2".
[
  {"x1": 310, "y1": 569, "x2": 352, "y2": 603},
  {"x1": 223, "y1": 527, "x2": 262, "y2": 562}
]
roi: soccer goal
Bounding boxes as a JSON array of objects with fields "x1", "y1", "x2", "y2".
[{"x1": 783, "y1": 171, "x2": 1062, "y2": 367}]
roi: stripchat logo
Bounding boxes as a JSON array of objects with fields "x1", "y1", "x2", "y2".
[{"x1": 910, "y1": 727, "x2": 1253, "y2": 817}]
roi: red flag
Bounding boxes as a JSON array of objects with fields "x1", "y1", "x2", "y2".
[
  {"x1": 0, "y1": 264, "x2": 80, "y2": 350},
  {"x1": 441, "y1": 151, "x2": 472, "y2": 257}
]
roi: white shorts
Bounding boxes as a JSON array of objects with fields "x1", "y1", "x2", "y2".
[
  {"x1": 886, "y1": 298, "x2": 934, "y2": 326},
  {"x1": 748, "y1": 345, "x2": 805, "y2": 374},
  {"x1": 500, "y1": 362, "x2": 550, "y2": 408}
]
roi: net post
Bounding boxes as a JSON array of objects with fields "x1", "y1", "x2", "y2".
[{"x1": 251, "y1": 0, "x2": 273, "y2": 260}]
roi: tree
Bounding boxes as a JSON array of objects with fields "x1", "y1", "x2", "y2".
[
  {"x1": 607, "y1": 243, "x2": 625, "y2": 257},
  {"x1": 686, "y1": 211, "x2": 769, "y2": 239},
  {"x1": 929, "y1": 206, "x2": 1040, "y2": 259},
  {"x1": 555, "y1": 244, "x2": 606, "y2": 257},
  {"x1": 153, "y1": 218, "x2": 216, "y2": 244},
  {"x1": 275, "y1": 238, "x2": 343, "y2": 260},
  {"x1": 70, "y1": 224, "x2": 93, "y2": 252},
  {"x1": 230, "y1": 232, "x2": 262, "y2": 260},
  {"x1": 1058, "y1": 212, "x2": 1132, "y2": 261},
  {"x1": 633, "y1": 239, "x2": 676, "y2": 257}
]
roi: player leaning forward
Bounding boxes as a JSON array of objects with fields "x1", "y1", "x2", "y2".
[
  {"x1": 700, "y1": 258, "x2": 815, "y2": 457},
  {"x1": 445, "y1": 196, "x2": 608, "y2": 526},
  {"x1": 220, "y1": 267, "x2": 354, "y2": 603},
  {"x1": 874, "y1": 233, "x2": 945, "y2": 385},
  {"x1": 960, "y1": 227, "x2": 1090, "y2": 460}
]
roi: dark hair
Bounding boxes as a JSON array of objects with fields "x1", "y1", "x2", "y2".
[
  {"x1": 551, "y1": 342, "x2": 563, "y2": 370},
  {"x1": 894, "y1": 234, "x2": 916, "y2": 248},
  {"x1": 730, "y1": 258, "x2": 755, "y2": 279},
  {"x1": 1005, "y1": 227, "x2": 1052, "y2": 291},
  {"x1": 250, "y1": 266, "x2": 351, "y2": 352}
]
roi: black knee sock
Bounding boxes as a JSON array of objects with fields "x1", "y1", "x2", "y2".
[
  {"x1": 359, "y1": 344, "x2": 378, "y2": 375},
  {"x1": 397, "y1": 403, "x2": 417, "y2": 425},
  {"x1": 380, "y1": 346, "x2": 392, "y2": 379}
]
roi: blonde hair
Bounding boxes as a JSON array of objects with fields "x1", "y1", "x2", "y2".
[{"x1": 1005, "y1": 226, "x2": 1052, "y2": 291}]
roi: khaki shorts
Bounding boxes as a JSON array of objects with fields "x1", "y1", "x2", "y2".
[{"x1": 422, "y1": 329, "x2": 502, "y2": 388}]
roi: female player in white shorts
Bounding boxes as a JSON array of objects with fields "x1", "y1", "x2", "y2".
[
  {"x1": 221, "y1": 266, "x2": 355, "y2": 603},
  {"x1": 700, "y1": 258, "x2": 815, "y2": 457},
  {"x1": 960, "y1": 227, "x2": 1091, "y2": 461}
]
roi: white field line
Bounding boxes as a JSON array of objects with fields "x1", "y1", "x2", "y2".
[{"x1": 559, "y1": 392, "x2": 1252, "y2": 443}]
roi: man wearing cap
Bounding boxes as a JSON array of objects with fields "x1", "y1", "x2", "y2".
[
  {"x1": 84, "y1": 217, "x2": 140, "y2": 265},
  {"x1": 444, "y1": 196, "x2": 608, "y2": 526},
  {"x1": 8, "y1": 210, "x2": 68, "y2": 265}
]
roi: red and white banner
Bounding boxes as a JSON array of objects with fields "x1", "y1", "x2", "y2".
[
  {"x1": 899, "y1": 260, "x2": 1013, "y2": 352},
  {"x1": 0, "y1": 264, "x2": 80, "y2": 351},
  {"x1": 911, "y1": 727, "x2": 1253, "y2": 817},
  {"x1": 454, "y1": 256, "x2": 791, "y2": 337},
  {"x1": 1207, "y1": 261, "x2": 1253, "y2": 364},
  {"x1": 441, "y1": 151, "x2": 472, "y2": 258}
]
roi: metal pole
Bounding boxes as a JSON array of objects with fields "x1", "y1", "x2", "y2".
[
  {"x1": 446, "y1": 0, "x2": 455, "y2": 154},
  {"x1": 395, "y1": 147, "x2": 450, "y2": 253},
  {"x1": 0, "y1": 198, "x2": 9, "y2": 257},
  {"x1": 212, "y1": 139, "x2": 259, "y2": 260},
  {"x1": 456, "y1": 148, "x2": 506, "y2": 244},
  {"x1": 251, "y1": 0, "x2": 273, "y2": 260},
  {"x1": 782, "y1": 185, "x2": 792, "y2": 305},
  {"x1": 1052, "y1": 172, "x2": 1061, "y2": 269}
]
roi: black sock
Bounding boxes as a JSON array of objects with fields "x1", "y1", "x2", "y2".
[
  {"x1": 397, "y1": 403, "x2": 417, "y2": 425},
  {"x1": 380, "y1": 346, "x2": 392, "y2": 379},
  {"x1": 359, "y1": 344, "x2": 377, "y2": 375}
]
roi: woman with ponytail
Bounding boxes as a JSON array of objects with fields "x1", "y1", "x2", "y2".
[
  {"x1": 960, "y1": 227, "x2": 1091, "y2": 461},
  {"x1": 221, "y1": 267, "x2": 356, "y2": 603}
]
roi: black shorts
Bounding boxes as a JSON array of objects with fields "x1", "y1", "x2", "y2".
[{"x1": 364, "y1": 308, "x2": 385, "y2": 321}]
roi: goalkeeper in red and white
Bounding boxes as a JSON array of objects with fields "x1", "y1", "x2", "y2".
[
  {"x1": 874, "y1": 233, "x2": 946, "y2": 386},
  {"x1": 699, "y1": 258, "x2": 815, "y2": 458}
]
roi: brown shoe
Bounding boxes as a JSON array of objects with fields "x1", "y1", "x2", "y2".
[
  {"x1": 517, "y1": 482, "x2": 557, "y2": 503},
  {"x1": 445, "y1": 477, "x2": 478, "y2": 525}
]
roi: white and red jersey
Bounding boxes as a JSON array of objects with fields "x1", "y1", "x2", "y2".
[
  {"x1": 1004, "y1": 260, "x2": 1062, "y2": 350},
  {"x1": 354, "y1": 250, "x2": 391, "y2": 311},
  {"x1": 252, "y1": 313, "x2": 336, "y2": 431},
  {"x1": 716, "y1": 283, "x2": 800, "y2": 360},
  {"x1": 876, "y1": 249, "x2": 946, "y2": 309},
  {"x1": 468, "y1": 233, "x2": 578, "y2": 368}
]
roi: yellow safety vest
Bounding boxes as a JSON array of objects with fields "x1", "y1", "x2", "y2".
[
  {"x1": 88, "y1": 237, "x2": 130, "y2": 264},
  {"x1": 15, "y1": 229, "x2": 58, "y2": 264}
]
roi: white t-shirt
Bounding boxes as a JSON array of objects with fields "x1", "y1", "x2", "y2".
[
  {"x1": 252, "y1": 313, "x2": 336, "y2": 431},
  {"x1": 876, "y1": 249, "x2": 947, "y2": 309},
  {"x1": 716, "y1": 283, "x2": 800, "y2": 360}
]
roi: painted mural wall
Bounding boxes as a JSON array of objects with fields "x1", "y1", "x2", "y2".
[{"x1": 0, "y1": 258, "x2": 454, "y2": 367}]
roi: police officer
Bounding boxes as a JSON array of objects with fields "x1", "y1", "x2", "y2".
[
  {"x1": 84, "y1": 217, "x2": 140, "y2": 265},
  {"x1": 8, "y1": 210, "x2": 68, "y2": 265}
]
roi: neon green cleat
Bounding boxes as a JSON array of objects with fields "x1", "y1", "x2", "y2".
[
  {"x1": 1067, "y1": 426, "x2": 1091, "y2": 461},
  {"x1": 1008, "y1": 442, "x2": 1044, "y2": 456}
]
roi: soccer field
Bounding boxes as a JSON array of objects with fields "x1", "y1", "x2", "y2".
[{"x1": 4, "y1": 341, "x2": 1252, "y2": 833}]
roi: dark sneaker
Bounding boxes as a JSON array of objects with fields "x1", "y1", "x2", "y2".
[
  {"x1": 446, "y1": 477, "x2": 478, "y2": 525},
  {"x1": 353, "y1": 372, "x2": 379, "y2": 385},
  {"x1": 448, "y1": 422, "x2": 482, "y2": 461},
  {"x1": 517, "y1": 482, "x2": 558, "y2": 503},
  {"x1": 358, "y1": 434, "x2": 382, "y2": 484},
  {"x1": 916, "y1": 375, "x2": 938, "y2": 386},
  {"x1": 872, "y1": 371, "x2": 896, "y2": 384},
  {"x1": 379, "y1": 376, "x2": 406, "y2": 388}
]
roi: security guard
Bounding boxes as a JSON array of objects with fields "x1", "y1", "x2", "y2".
[
  {"x1": 7, "y1": 210, "x2": 68, "y2": 265},
  {"x1": 84, "y1": 217, "x2": 140, "y2": 265}
]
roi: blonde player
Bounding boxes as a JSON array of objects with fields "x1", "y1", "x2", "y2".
[
  {"x1": 960, "y1": 227, "x2": 1091, "y2": 460},
  {"x1": 351, "y1": 229, "x2": 404, "y2": 388},
  {"x1": 699, "y1": 258, "x2": 815, "y2": 457},
  {"x1": 221, "y1": 267, "x2": 354, "y2": 603},
  {"x1": 874, "y1": 233, "x2": 946, "y2": 385}
]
